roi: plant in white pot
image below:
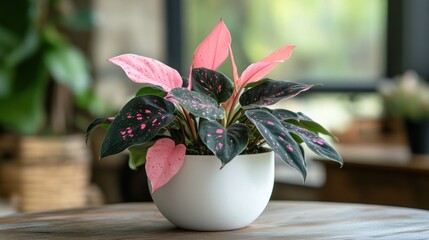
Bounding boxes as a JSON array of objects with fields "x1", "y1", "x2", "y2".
[{"x1": 87, "y1": 20, "x2": 343, "y2": 231}]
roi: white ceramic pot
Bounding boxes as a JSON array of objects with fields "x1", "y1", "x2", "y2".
[{"x1": 150, "y1": 151, "x2": 275, "y2": 231}]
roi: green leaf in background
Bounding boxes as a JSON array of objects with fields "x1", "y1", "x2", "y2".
[
  {"x1": 135, "y1": 85, "x2": 167, "y2": 97},
  {"x1": 44, "y1": 44, "x2": 90, "y2": 94},
  {"x1": 128, "y1": 142, "x2": 154, "y2": 170}
]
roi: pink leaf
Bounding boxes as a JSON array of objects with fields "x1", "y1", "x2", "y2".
[
  {"x1": 109, "y1": 54, "x2": 182, "y2": 92},
  {"x1": 237, "y1": 45, "x2": 295, "y2": 87},
  {"x1": 145, "y1": 138, "x2": 186, "y2": 193},
  {"x1": 229, "y1": 45, "x2": 239, "y2": 83},
  {"x1": 192, "y1": 19, "x2": 231, "y2": 70}
]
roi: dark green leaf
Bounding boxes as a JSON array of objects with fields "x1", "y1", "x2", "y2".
[
  {"x1": 128, "y1": 142, "x2": 154, "y2": 170},
  {"x1": 199, "y1": 119, "x2": 249, "y2": 167},
  {"x1": 245, "y1": 108, "x2": 306, "y2": 179},
  {"x1": 170, "y1": 87, "x2": 224, "y2": 120},
  {"x1": 86, "y1": 117, "x2": 114, "y2": 144},
  {"x1": 192, "y1": 68, "x2": 234, "y2": 103},
  {"x1": 101, "y1": 95, "x2": 176, "y2": 158},
  {"x1": 284, "y1": 123, "x2": 343, "y2": 166},
  {"x1": 271, "y1": 109, "x2": 336, "y2": 139},
  {"x1": 240, "y1": 80, "x2": 316, "y2": 108},
  {"x1": 181, "y1": 77, "x2": 189, "y2": 88},
  {"x1": 243, "y1": 78, "x2": 270, "y2": 89},
  {"x1": 135, "y1": 85, "x2": 166, "y2": 97}
]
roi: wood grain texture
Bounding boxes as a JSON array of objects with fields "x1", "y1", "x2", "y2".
[{"x1": 0, "y1": 201, "x2": 428, "y2": 239}]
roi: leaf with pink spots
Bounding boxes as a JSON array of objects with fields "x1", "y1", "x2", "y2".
[
  {"x1": 192, "y1": 68, "x2": 234, "y2": 103},
  {"x1": 101, "y1": 95, "x2": 175, "y2": 158},
  {"x1": 198, "y1": 119, "x2": 249, "y2": 167},
  {"x1": 283, "y1": 123, "x2": 343, "y2": 166},
  {"x1": 145, "y1": 138, "x2": 186, "y2": 193},
  {"x1": 245, "y1": 108, "x2": 306, "y2": 179},
  {"x1": 270, "y1": 109, "x2": 337, "y2": 139},
  {"x1": 240, "y1": 79, "x2": 316, "y2": 108},
  {"x1": 109, "y1": 54, "x2": 182, "y2": 92},
  {"x1": 170, "y1": 87, "x2": 224, "y2": 120}
]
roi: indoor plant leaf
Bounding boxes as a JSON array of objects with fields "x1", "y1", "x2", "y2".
[
  {"x1": 284, "y1": 123, "x2": 343, "y2": 165},
  {"x1": 135, "y1": 85, "x2": 167, "y2": 97},
  {"x1": 240, "y1": 80, "x2": 316, "y2": 108},
  {"x1": 245, "y1": 108, "x2": 307, "y2": 179},
  {"x1": 169, "y1": 87, "x2": 224, "y2": 120},
  {"x1": 85, "y1": 117, "x2": 114, "y2": 143},
  {"x1": 191, "y1": 19, "x2": 231, "y2": 70},
  {"x1": 237, "y1": 45, "x2": 295, "y2": 87},
  {"x1": 145, "y1": 138, "x2": 186, "y2": 193},
  {"x1": 199, "y1": 119, "x2": 250, "y2": 167},
  {"x1": 100, "y1": 95, "x2": 176, "y2": 158},
  {"x1": 109, "y1": 54, "x2": 183, "y2": 92},
  {"x1": 271, "y1": 109, "x2": 336, "y2": 139},
  {"x1": 128, "y1": 141, "x2": 154, "y2": 170},
  {"x1": 192, "y1": 68, "x2": 234, "y2": 103}
]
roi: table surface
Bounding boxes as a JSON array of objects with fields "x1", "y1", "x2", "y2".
[{"x1": 0, "y1": 201, "x2": 428, "y2": 239}]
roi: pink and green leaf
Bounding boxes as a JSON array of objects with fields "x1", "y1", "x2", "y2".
[
  {"x1": 198, "y1": 119, "x2": 249, "y2": 167},
  {"x1": 170, "y1": 87, "x2": 224, "y2": 120},
  {"x1": 192, "y1": 68, "x2": 234, "y2": 103},
  {"x1": 245, "y1": 108, "x2": 306, "y2": 179},
  {"x1": 284, "y1": 123, "x2": 343, "y2": 166},
  {"x1": 100, "y1": 95, "x2": 176, "y2": 158},
  {"x1": 237, "y1": 45, "x2": 295, "y2": 87},
  {"x1": 191, "y1": 19, "x2": 231, "y2": 70},
  {"x1": 145, "y1": 138, "x2": 186, "y2": 193},
  {"x1": 240, "y1": 79, "x2": 316, "y2": 108},
  {"x1": 109, "y1": 54, "x2": 182, "y2": 92}
]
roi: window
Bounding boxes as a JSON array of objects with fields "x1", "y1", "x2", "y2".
[{"x1": 181, "y1": 0, "x2": 387, "y2": 88}]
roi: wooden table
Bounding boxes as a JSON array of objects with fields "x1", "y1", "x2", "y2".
[{"x1": 1, "y1": 201, "x2": 428, "y2": 239}]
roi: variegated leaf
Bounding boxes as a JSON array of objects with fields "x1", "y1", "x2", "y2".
[
  {"x1": 192, "y1": 68, "x2": 234, "y2": 103},
  {"x1": 100, "y1": 95, "x2": 175, "y2": 158},
  {"x1": 199, "y1": 119, "x2": 249, "y2": 167},
  {"x1": 145, "y1": 138, "x2": 186, "y2": 193},
  {"x1": 240, "y1": 80, "x2": 316, "y2": 108},
  {"x1": 245, "y1": 108, "x2": 306, "y2": 178},
  {"x1": 170, "y1": 87, "x2": 224, "y2": 120},
  {"x1": 284, "y1": 123, "x2": 343, "y2": 166}
]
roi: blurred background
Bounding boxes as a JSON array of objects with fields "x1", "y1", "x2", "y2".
[{"x1": 1, "y1": 0, "x2": 429, "y2": 214}]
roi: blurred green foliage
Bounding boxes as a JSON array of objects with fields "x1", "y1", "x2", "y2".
[{"x1": 0, "y1": 0, "x2": 103, "y2": 134}]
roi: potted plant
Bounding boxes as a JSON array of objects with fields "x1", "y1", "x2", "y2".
[
  {"x1": 0, "y1": 0, "x2": 102, "y2": 212},
  {"x1": 88, "y1": 20, "x2": 343, "y2": 231},
  {"x1": 379, "y1": 70, "x2": 429, "y2": 155}
]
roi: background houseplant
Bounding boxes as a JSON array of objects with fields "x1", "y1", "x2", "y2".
[
  {"x1": 0, "y1": 0, "x2": 104, "y2": 212},
  {"x1": 379, "y1": 70, "x2": 429, "y2": 154},
  {"x1": 88, "y1": 20, "x2": 343, "y2": 230}
]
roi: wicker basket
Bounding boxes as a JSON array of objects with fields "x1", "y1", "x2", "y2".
[{"x1": 0, "y1": 134, "x2": 90, "y2": 212}]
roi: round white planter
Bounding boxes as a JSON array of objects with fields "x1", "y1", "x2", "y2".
[{"x1": 151, "y1": 151, "x2": 275, "y2": 231}]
